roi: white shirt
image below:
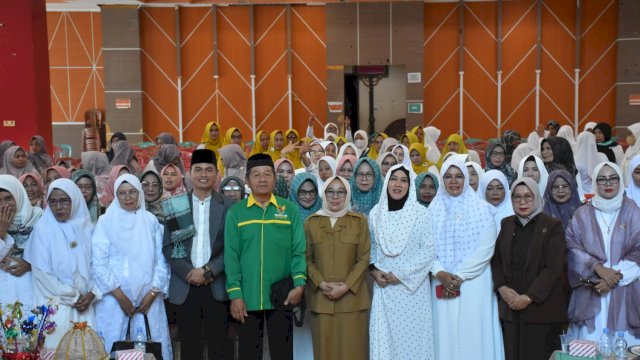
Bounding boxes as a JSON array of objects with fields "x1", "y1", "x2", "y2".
[{"x1": 190, "y1": 194, "x2": 212, "y2": 268}]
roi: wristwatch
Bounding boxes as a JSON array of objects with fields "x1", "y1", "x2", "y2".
[{"x1": 202, "y1": 264, "x2": 214, "y2": 280}]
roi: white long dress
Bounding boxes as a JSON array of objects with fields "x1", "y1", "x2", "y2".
[
  {"x1": 569, "y1": 210, "x2": 640, "y2": 345},
  {"x1": 92, "y1": 202, "x2": 171, "y2": 360},
  {"x1": 0, "y1": 234, "x2": 34, "y2": 311},
  {"x1": 368, "y1": 164, "x2": 436, "y2": 360},
  {"x1": 431, "y1": 224, "x2": 505, "y2": 360}
]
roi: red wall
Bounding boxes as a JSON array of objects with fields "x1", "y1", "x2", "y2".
[{"x1": 0, "y1": 0, "x2": 52, "y2": 150}]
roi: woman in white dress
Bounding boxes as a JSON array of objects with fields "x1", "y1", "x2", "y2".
[
  {"x1": 567, "y1": 162, "x2": 640, "y2": 346},
  {"x1": 23, "y1": 178, "x2": 99, "y2": 347},
  {"x1": 517, "y1": 155, "x2": 549, "y2": 196},
  {"x1": 92, "y1": 174, "x2": 172, "y2": 359},
  {"x1": 429, "y1": 156, "x2": 505, "y2": 360},
  {"x1": 0, "y1": 175, "x2": 43, "y2": 310},
  {"x1": 369, "y1": 164, "x2": 436, "y2": 360}
]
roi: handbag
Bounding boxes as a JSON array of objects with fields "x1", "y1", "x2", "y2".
[
  {"x1": 270, "y1": 277, "x2": 305, "y2": 327},
  {"x1": 110, "y1": 313, "x2": 163, "y2": 360}
]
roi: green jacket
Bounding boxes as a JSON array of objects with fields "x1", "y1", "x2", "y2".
[{"x1": 224, "y1": 193, "x2": 307, "y2": 311}]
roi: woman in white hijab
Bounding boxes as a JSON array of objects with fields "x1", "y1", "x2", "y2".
[
  {"x1": 336, "y1": 142, "x2": 360, "y2": 160},
  {"x1": 479, "y1": 170, "x2": 515, "y2": 233},
  {"x1": 466, "y1": 161, "x2": 484, "y2": 193},
  {"x1": 316, "y1": 156, "x2": 337, "y2": 196},
  {"x1": 423, "y1": 126, "x2": 442, "y2": 164},
  {"x1": 583, "y1": 122, "x2": 597, "y2": 132},
  {"x1": 511, "y1": 132, "x2": 541, "y2": 169},
  {"x1": 23, "y1": 178, "x2": 98, "y2": 348},
  {"x1": 517, "y1": 155, "x2": 549, "y2": 196},
  {"x1": 429, "y1": 156, "x2": 504, "y2": 360},
  {"x1": 369, "y1": 164, "x2": 436, "y2": 359},
  {"x1": 92, "y1": 174, "x2": 171, "y2": 360},
  {"x1": 575, "y1": 132, "x2": 608, "y2": 194},
  {"x1": 353, "y1": 130, "x2": 369, "y2": 157},
  {"x1": 557, "y1": 125, "x2": 577, "y2": 151},
  {"x1": 0, "y1": 175, "x2": 43, "y2": 310},
  {"x1": 622, "y1": 123, "x2": 640, "y2": 184},
  {"x1": 626, "y1": 155, "x2": 640, "y2": 207}
]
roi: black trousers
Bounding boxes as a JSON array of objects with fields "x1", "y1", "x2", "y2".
[
  {"x1": 237, "y1": 309, "x2": 293, "y2": 360},
  {"x1": 502, "y1": 315, "x2": 563, "y2": 360},
  {"x1": 176, "y1": 286, "x2": 233, "y2": 360}
]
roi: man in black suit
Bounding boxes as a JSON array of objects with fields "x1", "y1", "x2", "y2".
[{"x1": 163, "y1": 149, "x2": 234, "y2": 359}]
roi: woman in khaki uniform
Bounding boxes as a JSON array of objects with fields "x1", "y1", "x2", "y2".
[{"x1": 305, "y1": 175, "x2": 371, "y2": 360}]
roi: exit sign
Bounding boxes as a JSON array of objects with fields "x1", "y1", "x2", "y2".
[{"x1": 407, "y1": 102, "x2": 423, "y2": 114}]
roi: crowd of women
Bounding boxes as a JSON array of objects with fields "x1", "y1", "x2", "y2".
[{"x1": 1, "y1": 117, "x2": 640, "y2": 360}]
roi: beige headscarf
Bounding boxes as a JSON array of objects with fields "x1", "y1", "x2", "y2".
[{"x1": 316, "y1": 175, "x2": 351, "y2": 227}]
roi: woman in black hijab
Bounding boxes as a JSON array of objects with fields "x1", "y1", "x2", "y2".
[
  {"x1": 540, "y1": 137, "x2": 577, "y2": 176},
  {"x1": 593, "y1": 122, "x2": 624, "y2": 164}
]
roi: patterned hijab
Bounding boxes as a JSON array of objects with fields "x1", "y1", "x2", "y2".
[
  {"x1": 349, "y1": 157, "x2": 382, "y2": 216},
  {"x1": 428, "y1": 156, "x2": 494, "y2": 272},
  {"x1": 109, "y1": 141, "x2": 135, "y2": 167},
  {"x1": 81, "y1": 151, "x2": 110, "y2": 177},
  {"x1": 0, "y1": 141, "x2": 16, "y2": 170},
  {"x1": 484, "y1": 141, "x2": 516, "y2": 186},
  {"x1": 155, "y1": 132, "x2": 177, "y2": 145},
  {"x1": 71, "y1": 169, "x2": 101, "y2": 224},
  {"x1": 542, "y1": 137, "x2": 577, "y2": 176},
  {"x1": 140, "y1": 170, "x2": 165, "y2": 223},
  {"x1": 153, "y1": 144, "x2": 185, "y2": 175},
  {"x1": 543, "y1": 169, "x2": 582, "y2": 229},
  {"x1": 27, "y1": 135, "x2": 53, "y2": 173},
  {"x1": 289, "y1": 172, "x2": 322, "y2": 221}
]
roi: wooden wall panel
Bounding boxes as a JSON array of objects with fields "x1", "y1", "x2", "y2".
[
  {"x1": 291, "y1": 6, "x2": 327, "y2": 135},
  {"x1": 423, "y1": 3, "x2": 460, "y2": 138},
  {"x1": 140, "y1": 7, "x2": 179, "y2": 141},
  {"x1": 47, "y1": 12, "x2": 104, "y2": 123},
  {"x1": 580, "y1": 0, "x2": 617, "y2": 127}
]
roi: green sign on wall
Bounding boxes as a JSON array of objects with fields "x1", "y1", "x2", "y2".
[{"x1": 407, "y1": 102, "x2": 423, "y2": 114}]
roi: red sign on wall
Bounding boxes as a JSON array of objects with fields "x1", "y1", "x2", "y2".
[{"x1": 115, "y1": 98, "x2": 131, "y2": 109}]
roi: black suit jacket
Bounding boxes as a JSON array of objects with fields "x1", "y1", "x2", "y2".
[
  {"x1": 162, "y1": 190, "x2": 234, "y2": 304},
  {"x1": 491, "y1": 213, "x2": 568, "y2": 324}
]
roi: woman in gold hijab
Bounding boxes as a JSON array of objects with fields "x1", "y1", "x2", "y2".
[{"x1": 200, "y1": 121, "x2": 223, "y2": 155}]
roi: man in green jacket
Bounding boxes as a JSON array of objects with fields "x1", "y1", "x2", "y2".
[{"x1": 225, "y1": 153, "x2": 306, "y2": 360}]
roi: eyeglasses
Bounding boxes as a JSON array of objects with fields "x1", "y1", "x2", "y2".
[
  {"x1": 381, "y1": 161, "x2": 396, "y2": 167},
  {"x1": 442, "y1": 174, "x2": 465, "y2": 183},
  {"x1": 490, "y1": 151, "x2": 506, "y2": 157},
  {"x1": 223, "y1": 186, "x2": 241, "y2": 192},
  {"x1": 310, "y1": 150, "x2": 325, "y2": 155},
  {"x1": 596, "y1": 176, "x2": 620, "y2": 185},
  {"x1": 325, "y1": 190, "x2": 347, "y2": 198},
  {"x1": 142, "y1": 182, "x2": 161, "y2": 189},
  {"x1": 117, "y1": 189, "x2": 139, "y2": 199},
  {"x1": 297, "y1": 189, "x2": 317, "y2": 198},
  {"x1": 551, "y1": 184, "x2": 569, "y2": 192},
  {"x1": 512, "y1": 194, "x2": 535, "y2": 203},
  {"x1": 286, "y1": 135, "x2": 298, "y2": 141},
  {"x1": 355, "y1": 172, "x2": 374, "y2": 180},
  {"x1": 47, "y1": 198, "x2": 72, "y2": 207}
]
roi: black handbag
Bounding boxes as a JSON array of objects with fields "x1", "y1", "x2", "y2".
[
  {"x1": 270, "y1": 276, "x2": 305, "y2": 327},
  {"x1": 110, "y1": 313, "x2": 163, "y2": 360}
]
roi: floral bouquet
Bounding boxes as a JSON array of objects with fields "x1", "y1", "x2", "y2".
[{"x1": 0, "y1": 301, "x2": 57, "y2": 360}]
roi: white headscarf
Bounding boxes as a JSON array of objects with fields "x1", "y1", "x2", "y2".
[
  {"x1": 510, "y1": 131, "x2": 541, "y2": 169},
  {"x1": 428, "y1": 156, "x2": 494, "y2": 272},
  {"x1": 99, "y1": 174, "x2": 155, "y2": 301},
  {"x1": 0, "y1": 175, "x2": 43, "y2": 231},
  {"x1": 625, "y1": 155, "x2": 640, "y2": 207},
  {"x1": 465, "y1": 160, "x2": 484, "y2": 194},
  {"x1": 591, "y1": 162, "x2": 625, "y2": 214},
  {"x1": 392, "y1": 144, "x2": 413, "y2": 171},
  {"x1": 316, "y1": 176, "x2": 351, "y2": 224},
  {"x1": 517, "y1": 155, "x2": 549, "y2": 196},
  {"x1": 24, "y1": 178, "x2": 93, "y2": 291},
  {"x1": 557, "y1": 125, "x2": 576, "y2": 145},
  {"x1": 336, "y1": 142, "x2": 360, "y2": 160},
  {"x1": 479, "y1": 170, "x2": 514, "y2": 232},
  {"x1": 370, "y1": 164, "x2": 424, "y2": 257},
  {"x1": 583, "y1": 122, "x2": 597, "y2": 132},
  {"x1": 324, "y1": 123, "x2": 338, "y2": 139},
  {"x1": 353, "y1": 130, "x2": 369, "y2": 155},
  {"x1": 316, "y1": 156, "x2": 337, "y2": 196},
  {"x1": 622, "y1": 123, "x2": 640, "y2": 184},
  {"x1": 423, "y1": 126, "x2": 442, "y2": 164},
  {"x1": 575, "y1": 131, "x2": 608, "y2": 194}
]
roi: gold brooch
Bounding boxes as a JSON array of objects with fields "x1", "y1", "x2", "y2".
[{"x1": 69, "y1": 241, "x2": 78, "y2": 249}]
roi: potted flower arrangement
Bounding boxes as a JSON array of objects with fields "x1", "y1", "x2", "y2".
[{"x1": 0, "y1": 301, "x2": 57, "y2": 360}]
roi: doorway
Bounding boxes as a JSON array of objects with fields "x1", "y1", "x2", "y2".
[{"x1": 344, "y1": 74, "x2": 359, "y2": 132}]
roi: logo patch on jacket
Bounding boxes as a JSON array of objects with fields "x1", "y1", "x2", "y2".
[{"x1": 275, "y1": 204, "x2": 288, "y2": 219}]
